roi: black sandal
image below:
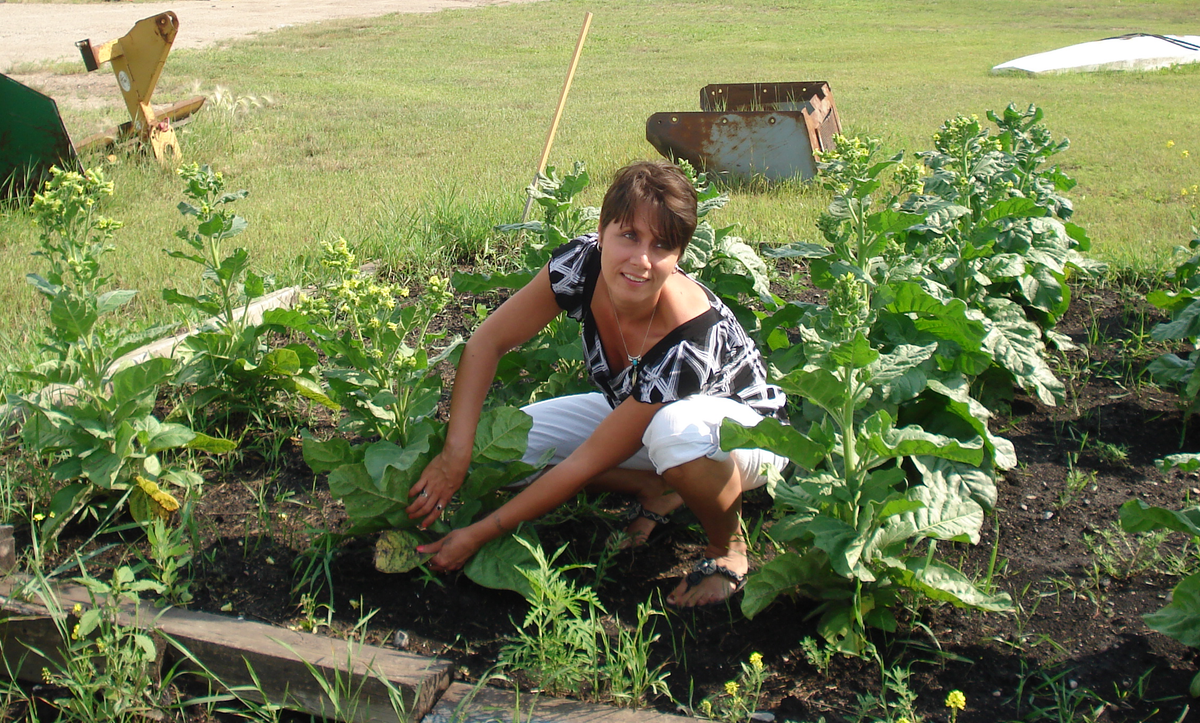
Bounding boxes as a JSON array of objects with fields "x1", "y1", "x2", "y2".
[
  {"x1": 674, "y1": 557, "x2": 747, "y2": 604},
  {"x1": 609, "y1": 502, "x2": 674, "y2": 548}
]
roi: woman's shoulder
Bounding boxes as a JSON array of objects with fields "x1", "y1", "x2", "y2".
[{"x1": 548, "y1": 233, "x2": 600, "y2": 314}]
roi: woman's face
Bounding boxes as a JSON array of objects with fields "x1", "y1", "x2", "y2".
[{"x1": 598, "y1": 207, "x2": 681, "y2": 309}]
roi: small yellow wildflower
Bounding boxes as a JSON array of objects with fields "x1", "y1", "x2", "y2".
[
  {"x1": 71, "y1": 623, "x2": 80, "y2": 640},
  {"x1": 898, "y1": 718, "x2": 912, "y2": 723},
  {"x1": 1183, "y1": 150, "x2": 1191, "y2": 158},
  {"x1": 724, "y1": 681, "x2": 739, "y2": 696},
  {"x1": 749, "y1": 651, "x2": 764, "y2": 670},
  {"x1": 946, "y1": 689, "x2": 967, "y2": 710},
  {"x1": 1168, "y1": 140, "x2": 1176, "y2": 148},
  {"x1": 72, "y1": 603, "x2": 82, "y2": 615},
  {"x1": 33, "y1": 513, "x2": 45, "y2": 522}
]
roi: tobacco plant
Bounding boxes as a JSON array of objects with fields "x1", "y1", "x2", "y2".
[
  {"x1": 283, "y1": 240, "x2": 547, "y2": 586},
  {"x1": 723, "y1": 273, "x2": 1012, "y2": 654},
  {"x1": 1145, "y1": 218, "x2": 1200, "y2": 444},
  {"x1": 773, "y1": 105, "x2": 1103, "y2": 408},
  {"x1": 1119, "y1": 498, "x2": 1200, "y2": 696},
  {"x1": 20, "y1": 167, "x2": 170, "y2": 391},
  {"x1": 164, "y1": 163, "x2": 334, "y2": 423},
  {"x1": 11, "y1": 168, "x2": 232, "y2": 538}
]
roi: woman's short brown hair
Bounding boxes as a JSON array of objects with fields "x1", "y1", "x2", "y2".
[{"x1": 599, "y1": 161, "x2": 698, "y2": 253}]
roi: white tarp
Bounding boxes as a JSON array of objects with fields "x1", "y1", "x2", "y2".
[{"x1": 992, "y1": 33, "x2": 1200, "y2": 74}]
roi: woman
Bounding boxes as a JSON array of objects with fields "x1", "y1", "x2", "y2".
[{"x1": 408, "y1": 161, "x2": 787, "y2": 607}]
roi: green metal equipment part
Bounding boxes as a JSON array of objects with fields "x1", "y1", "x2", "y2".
[{"x1": 0, "y1": 73, "x2": 81, "y2": 198}]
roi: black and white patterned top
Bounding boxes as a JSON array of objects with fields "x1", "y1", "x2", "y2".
[{"x1": 547, "y1": 234, "x2": 786, "y2": 418}]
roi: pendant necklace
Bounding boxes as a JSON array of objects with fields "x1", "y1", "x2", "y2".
[{"x1": 606, "y1": 284, "x2": 658, "y2": 386}]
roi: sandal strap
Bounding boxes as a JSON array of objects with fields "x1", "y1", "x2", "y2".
[
  {"x1": 624, "y1": 503, "x2": 672, "y2": 526},
  {"x1": 684, "y1": 557, "x2": 747, "y2": 589}
]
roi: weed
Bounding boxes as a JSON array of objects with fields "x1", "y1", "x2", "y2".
[
  {"x1": 1056, "y1": 467, "x2": 1096, "y2": 509},
  {"x1": 294, "y1": 593, "x2": 334, "y2": 634},
  {"x1": 1092, "y1": 440, "x2": 1130, "y2": 466},
  {"x1": 698, "y1": 652, "x2": 768, "y2": 723},
  {"x1": 800, "y1": 636, "x2": 835, "y2": 676},
  {"x1": 292, "y1": 529, "x2": 341, "y2": 607},
  {"x1": 24, "y1": 564, "x2": 166, "y2": 723},
  {"x1": 1083, "y1": 521, "x2": 1167, "y2": 580},
  {"x1": 136, "y1": 517, "x2": 194, "y2": 607},
  {"x1": 601, "y1": 601, "x2": 671, "y2": 708},
  {"x1": 500, "y1": 539, "x2": 603, "y2": 697}
]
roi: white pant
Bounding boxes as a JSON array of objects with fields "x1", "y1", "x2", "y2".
[{"x1": 518, "y1": 393, "x2": 788, "y2": 490}]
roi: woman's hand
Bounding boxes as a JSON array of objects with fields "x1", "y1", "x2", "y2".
[
  {"x1": 417, "y1": 526, "x2": 484, "y2": 572},
  {"x1": 407, "y1": 451, "x2": 467, "y2": 528}
]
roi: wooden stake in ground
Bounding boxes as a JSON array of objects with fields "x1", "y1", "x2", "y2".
[{"x1": 520, "y1": 11, "x2": 593, "y2": 223}]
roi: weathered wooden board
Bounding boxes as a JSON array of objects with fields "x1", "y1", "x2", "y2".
[
  {"x1": 425, "y1": 682, "x2": 702, "y2": 723},
  {"x1": 0, "y1": 576, "x2": 451, "y2": 723}
]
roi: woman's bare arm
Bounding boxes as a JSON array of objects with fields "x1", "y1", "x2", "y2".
[
  {"x1": 419, "y1": 395, "x2": 662, "y2": 570},
  {"x1": 406, "y1": 265, "x2": 562, "y2": 526}
]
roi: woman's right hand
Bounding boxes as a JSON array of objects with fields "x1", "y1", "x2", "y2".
[{"x1": 407, "y1": 451, "x2": 467, "y2": 529}]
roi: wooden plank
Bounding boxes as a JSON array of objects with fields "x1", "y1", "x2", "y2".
[
  {"x1": 426, "y1": 682, "x2": 702, "y2": 723},
  {"x1": 156, "y1": 606, "x2": 450, "y2": 723},
  {"x1": 0, "y1": 576, "x2": 451, "y2": 723}
]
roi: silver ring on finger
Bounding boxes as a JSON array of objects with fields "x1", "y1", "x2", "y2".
[
  {"x1": 436, "y1": 503, "x2": 444, "y2": 511},
  {"x1": 420, "y1": 490, "x2": 428, "y2": 497}
]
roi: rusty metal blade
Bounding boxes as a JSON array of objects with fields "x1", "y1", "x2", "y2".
[{"x1": 649, "y1": 82, "x2": 842, "y2": 181}]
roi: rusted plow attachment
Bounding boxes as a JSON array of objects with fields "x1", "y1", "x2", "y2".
[{"x1": 646, "y1": 82, "x2": 842, "y2": 181}]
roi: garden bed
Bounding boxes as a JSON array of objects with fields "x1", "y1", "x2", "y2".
[{"x1": 5, "y1": 279, "x2": 1198, "y2": 723}]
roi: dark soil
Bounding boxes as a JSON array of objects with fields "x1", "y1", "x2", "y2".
[{"x1": 12, "y1": 281, "x2": 1200, "y2": 723}]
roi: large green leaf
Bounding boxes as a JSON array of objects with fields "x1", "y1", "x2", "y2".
[
  {"x1": 881, "y1": 483, "x2": 984, "y2": 546},
  {"x1": 869, "y1": 419, "x2": 985, "y2": 466},
  {"x1": 301, "y1": 433, "x2": 363, "y2": 474},
  {"x1": 981, "y1": 319, "x2": 1065, "y2": 406},
  {"x1": 187, "y1": 432, "x2": 238, "y2": 454},
  {"x1": 96, "y1": 289, "x2": 138, "y2": 316},
  {"x1": 1144, "y1": 572, "x2": 1200, "y2": 648},
  {"x1": 883, "y1": 283, "x2": 987, "y2": 352},
  {"x1": 463, "y1": 528, "x2": 541, "y2": 599},
  {"x1": 912, "y1": 455, "x2": 997, "y2": 511},
  {"x1": 111, "y1": 357, "x2": 175, "y2": 403},
  {"x1": 278, "y1": 375, "x2": 340, "y2": 410},
  {"x1": 144, "y1": 422, "x2": 196, "y2": 454},
  {"x1": 1119, "y1": 499, "x2": 1200, "y2": 537},
  {"x1": 867, "y1": 343, "x2": 937, "y2": 394},
  {"x1": 473, "y1": 407, "x2": 532, "y2": 462},
  {"x1": 720, "y1": 417, "x2": 826, "y2": 471},
  {"x1": 1153, "y1": 302, "x2": 1200, "y2": 343},
  {"x1": 807, "y1": 515, "x2": 873, "y2": 581},
  {"x1": 777, "y1": 367, "x2": 870, "y2": 418},
  {"x1": 896, "y1": 558, "x2": 1012, "y2": 611},
  {"x1": 1157, "y1": 454, "x2": 1200, "y2": 474},
  {"x1": 49, "y1": 293, "x2": 97, "y2": 342},
  {"x1": 742, "y1": 552, "x2": 809, "y2": 619}
]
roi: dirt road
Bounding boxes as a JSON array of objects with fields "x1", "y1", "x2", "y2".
[{"x1": 0, "y1": 0, "x2": 541, "y2": 71}]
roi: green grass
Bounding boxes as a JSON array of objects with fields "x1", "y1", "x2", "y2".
[{"x1": 2, "y1": 0, "x2": 1198, "y2": 380}]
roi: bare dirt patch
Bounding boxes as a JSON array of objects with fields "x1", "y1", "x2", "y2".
[{"x1": 0, "y1": 0, "x2": 545, "y2": 72}]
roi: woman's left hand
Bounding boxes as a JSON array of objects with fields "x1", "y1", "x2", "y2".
[{"x1": 416, "y1": 526, "x2": 484, "y2": 572}]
